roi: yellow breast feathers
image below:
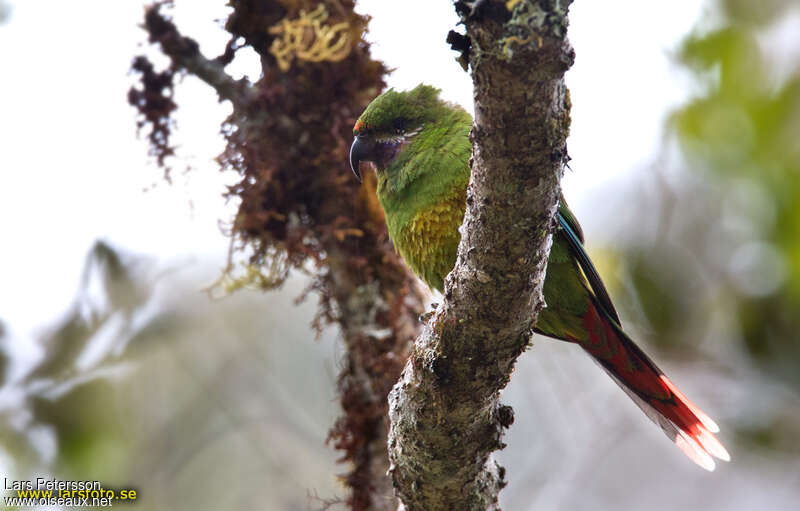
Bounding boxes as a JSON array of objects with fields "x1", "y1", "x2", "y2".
[{"x1": 394, "y1": 187, "x2": 466, "y2": 292}]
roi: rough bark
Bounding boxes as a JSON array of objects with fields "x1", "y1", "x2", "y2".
[
  {"x1": 387, "y1": 2, "x2": 574, "y2": 510},
  {"x1": 130, "y1": 3, "x2": 423, "y2": 510}
]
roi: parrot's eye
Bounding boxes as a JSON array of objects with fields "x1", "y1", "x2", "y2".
[{"x1": 393, "y1": 117, "x2": 407, "y2": 134}]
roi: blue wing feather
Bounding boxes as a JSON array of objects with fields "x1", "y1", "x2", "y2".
[{"x1": 557, "y1": 210, "x2": 622, "y2": 325}]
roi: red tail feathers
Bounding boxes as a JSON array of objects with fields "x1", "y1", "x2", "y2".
[{"x1": 580, "y1": 298, "x2": 730, "y2": 471}]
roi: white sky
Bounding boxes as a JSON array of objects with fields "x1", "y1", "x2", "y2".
[{"x1": 0, "y1": 0, "x2": 703, "y2": 340}]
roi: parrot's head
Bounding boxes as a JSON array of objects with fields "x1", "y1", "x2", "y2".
[{"x1": 350, "y1": 84, "x2": 443, "y2": 182}]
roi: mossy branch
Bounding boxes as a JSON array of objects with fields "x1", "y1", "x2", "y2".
[
  {"x1": 130, "y1": 2, "x2": 421, "y2": 510},
  {"x1": 143, "y1": 4, "x2": 254, "y2": 106}
]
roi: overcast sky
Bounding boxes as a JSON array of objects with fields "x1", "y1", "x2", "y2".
[{"x1": 0, "y1": 0, "x2": 703, "y2": 341}]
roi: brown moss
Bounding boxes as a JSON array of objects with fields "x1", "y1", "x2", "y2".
[
  {"x1": 128, "y1": 56, "x2": 177, "y2": 180},
  {"x1": 129, "y1": 2, "x2": 425, "y2": 509}
]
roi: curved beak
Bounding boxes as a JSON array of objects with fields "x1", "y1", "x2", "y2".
[{"x1": 349, "y1": 135, "x2": 372, "y2": 183}]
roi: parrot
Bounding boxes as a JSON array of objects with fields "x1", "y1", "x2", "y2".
[{"x1": 349, "y1": 84, "x2": 730, "y2": 471}]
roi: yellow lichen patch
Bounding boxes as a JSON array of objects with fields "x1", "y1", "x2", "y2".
[
  {"x1": 506, "y1": 0, "x2": 523, "y2": 10},
  {"x1": 501, "y1": 35, "x2": 533, "y2": 59},
  {"x1": 269, "y1": 4, "x2": 352, "y2": 72}
]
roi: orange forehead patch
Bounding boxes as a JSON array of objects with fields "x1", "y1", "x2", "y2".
[{"x1": 354, "y1": 120, "x2": 365, "y2": 133}]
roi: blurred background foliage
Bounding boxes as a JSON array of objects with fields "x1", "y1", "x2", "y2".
[
  {"x1": 0, "y1": 1, "x2": 10, "y2": 24},
  {"x1": 608, "y1": 0, "x2": 800, "y2": 459},
  {"x1": 673, "y1": 0, "x2": 800, "y2": 365},
  {"x1": 2, "y1": 0, "x2": 800, "y2": 510},
  {"x1": 0, "y1": 242, "x2": 343, "y2": 509}
]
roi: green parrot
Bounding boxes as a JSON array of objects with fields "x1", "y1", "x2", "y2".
[{"x1": 350, "y1": 84, "x2": 730, "y2": 470}]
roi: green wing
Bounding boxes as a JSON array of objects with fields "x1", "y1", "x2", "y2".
[{"x1": 557, "y1": 201, "x2": 621, "y2": 325}]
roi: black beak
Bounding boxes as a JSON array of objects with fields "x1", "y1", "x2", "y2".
[{"x1": 349, "y1": 135, "x2": 371, "y2": 183}]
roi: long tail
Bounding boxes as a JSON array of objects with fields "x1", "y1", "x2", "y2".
[{"x1": 579, "y1": 297, "x2": 730, "y2": 471}]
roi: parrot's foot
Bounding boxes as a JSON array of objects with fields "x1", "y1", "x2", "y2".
[{"x1": 418, "y1": 303, "x2": 439, "y2": 323}]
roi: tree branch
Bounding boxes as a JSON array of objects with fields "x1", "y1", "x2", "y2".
[
  {"x1": 131, "y1": 3, "x2": 421, "y2": 509},
  {"x1": 143, "y1": 4, "x2": 253, "y2": 105},
  {"x1": 387, "y1": 1, "x2": 574, "y2": 509}
]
